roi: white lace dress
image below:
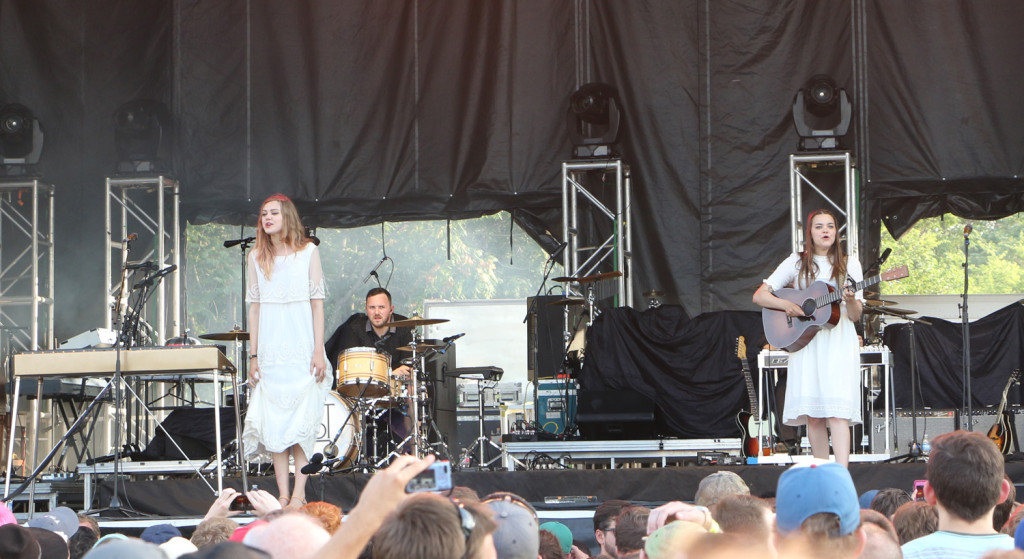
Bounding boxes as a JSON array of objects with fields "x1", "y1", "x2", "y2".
[
  {"x1": 764, "y1": 253, "x2": 864, "y2": 426},
  {"x1": 242, "y1": 243, "x2": 331, "y2": 460}
]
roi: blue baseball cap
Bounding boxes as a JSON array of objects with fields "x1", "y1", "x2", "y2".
[{"x1": 776, "y1": 462, "x2": 861, "y2": 536}]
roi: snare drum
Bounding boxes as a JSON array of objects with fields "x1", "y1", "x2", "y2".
[
  {"x1": 337, "y1": 347, "x2": 391, "y2": 398},
  {"x1": 376, "y1": 376, "x2": 411, "y2": 408},
  {"x1": 314, "y1": 391, "x2": 362, "y2": 467}
]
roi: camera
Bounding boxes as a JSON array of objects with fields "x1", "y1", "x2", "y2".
[
  {"x1": 229, "y1": 493, "x2": 253, "y2": 511},
  {"x1": 405, "y1": 460, "x2": 453, "y2": 493}
]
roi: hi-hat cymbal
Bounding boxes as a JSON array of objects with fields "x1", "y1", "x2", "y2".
[
  {"x1": 548, "y1": 297, "x2": 585, "y2": 307},
  {"x1": 552, "y1": 271, "x2": 624, "y2": 284},
  {"x1": 865, "y1": 299, "x2": 900, "y2": 307},
  {"x1": 199, "y1": 330, "x2": 249, "y2": 341},
  {"x1": 383, "y1": 317, "x2": 450, "y2": 328}
]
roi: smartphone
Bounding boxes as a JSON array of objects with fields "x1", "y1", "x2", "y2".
[
  {"x1": 913, "y1": 479, "x2": 926, "y2": 502},
  {"x1": 405, "y1": 460, "x2": 453, "y2": 493},
  {"x1": 229, "y1": 493, "x2": 253, "y2": 511}
]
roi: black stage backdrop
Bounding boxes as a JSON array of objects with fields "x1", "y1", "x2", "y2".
[
  {"x1": 579, "y1": 307, "x2": 763, "y2": 438},
  {"x1": 2, "y1": 1, "x2": 1024, "y2": 337},
  {"x1": 883, "y1": 302, "x2": 1024, "y2": 410}
]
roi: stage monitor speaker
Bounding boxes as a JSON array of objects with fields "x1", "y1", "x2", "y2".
[
  {"x1": 425, "y1": 342, "x2": 457, "y2": 449},
  {"x1": 575, "y1": 389, "x2": 656, "y2": 440},
  {"x1": 870, "y1": 408, "x2": 958, "y2": 455},
  {"x1": 456, "y1": 408, "x2": 502, "y2": 464}
]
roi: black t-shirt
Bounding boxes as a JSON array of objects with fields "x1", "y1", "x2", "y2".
[{"x1": 324, "y1": 312, "x2": 413, "y2": 371}]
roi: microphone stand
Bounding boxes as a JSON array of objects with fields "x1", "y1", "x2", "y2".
[{"x1": 960, "y1": 227, "x2": 973, "y2": 429}]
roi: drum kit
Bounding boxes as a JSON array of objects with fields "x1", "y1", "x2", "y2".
[{"x1": 199, "y1": 313, "x2": 456, "y2": 474}]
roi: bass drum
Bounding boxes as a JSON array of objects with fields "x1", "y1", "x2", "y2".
[{"x1": 314, "y1": 392, "x2": 362, "y2": 468}]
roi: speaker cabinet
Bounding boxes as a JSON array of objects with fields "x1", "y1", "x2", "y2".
[
  {"x1": 575, "y1": 389, "x2": 657, "y2": 440},
  {"x1": 871, "y1": 408, "x2": 958, "y2": 455},
  {"x1": 527, "y1": 296, "x2": 567, "y2": 381}
]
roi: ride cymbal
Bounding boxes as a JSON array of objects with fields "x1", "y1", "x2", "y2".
[
  {"x1": 394, "y1": 343, "x2": 444, "y2": 352},
  {"x1": 552, "y1": 271, "x2": 624, "y2": 284},
  {"x1": 199, "y1": 330, "x2": 249, "y2": 341},
  {"x1": 383, "y1": 317, "x2": 450, "y2": 328},
  {"x1": 548, "y1": 298, "x2": 585, "y2": 306},
  {"x1": 864, "y1": 299, "x2": 900, "y2": 307},
  {"x1": 863, "y1": 306, "x2": 917, "y2": 316}
]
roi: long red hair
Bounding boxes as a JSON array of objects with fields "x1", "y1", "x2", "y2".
[
  {"x1": 252, "y1": 193, "x2": 309, "y2": 279},
  {"x1": 797, "y1": 209, "x2": 847, "y2": 288}
]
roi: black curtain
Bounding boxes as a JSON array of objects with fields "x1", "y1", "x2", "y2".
[{"x1": 2, "y1": 1, "x2": 1024, "y2": 338}]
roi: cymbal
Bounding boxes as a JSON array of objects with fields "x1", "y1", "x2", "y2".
[
  {"x1": 382, "y1": 317, "x2": 450, "y2": 328},
  {"x1": 548, "y1": 297, "x2": 585, "y2": 307},
  {"x1": 552, "y1": 270, "x2": 624, "y2": 284},
  {"x1": 199, "y1": 330, "x2": 249, "y2": 341},
  {"x1": 864, "y1": 306, "x2": 917, "y2": 316},
  {"x1": 394, "y1": 343, "x2": 444, "y2": 352},
  {"x1": 865, "y1": 299, "x2": 900, "y2": 307}
]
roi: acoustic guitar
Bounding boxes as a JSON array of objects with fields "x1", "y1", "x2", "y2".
[
  {"x1": 734, "y1": 336, "x2": 774, "y2": 457},
  {"x1": 762, "y1": 265, "x2": 909, "y2": 352},
  {"x1": 987, "y1": 369, "x2": 1021, "y2": 454}
]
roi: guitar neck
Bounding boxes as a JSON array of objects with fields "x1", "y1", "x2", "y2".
[
  {"x1": 741, "y1": 365, "x2": 758, "y2": 416},
  {"x1": 815, "y1": 274, "x2": 883, "y2": 308}
]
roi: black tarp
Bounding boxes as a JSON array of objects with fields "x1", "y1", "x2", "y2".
[
  {"x1": 883, "y1": 302, "x2": 1024, "y2": 410},
  {"x1": 579, "y1": 307, "x2": 764, "y2": 438},
  {"x1": 2, "y1": 1, "x2": 1023, "y2": 337}
]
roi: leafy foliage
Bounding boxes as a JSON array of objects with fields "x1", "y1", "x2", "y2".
[
  {"x1": 184, "y1": 213, "x2": 558, "y2": 336},
  {"x1": 880, "y1": 213, "x2": 1024, "y2": 295}
]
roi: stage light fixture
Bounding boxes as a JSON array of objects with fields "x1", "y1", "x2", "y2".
[
  {"x1": 791, "y1": 74, "x2": 852, "y2": 151},
  {"x1": 114, "y1": 99, "x2": 171, "y2": 173},
  {"x1": 0, "y1": 103, "x2": 44, "y2": 171},
  {"x1": 567, "y1": 83, "x2": 622, "y2": 158}
]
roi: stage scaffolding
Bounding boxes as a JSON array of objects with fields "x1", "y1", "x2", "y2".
[
  {"x1": 104, "y1": 175, "x2": 181, "y2": 345},
  {"x1": 789, "y1": 151, "x2": 859, "y2": 261},
  {"x1": 561, "y1": 159, "x2": 633, "y2": 307}
]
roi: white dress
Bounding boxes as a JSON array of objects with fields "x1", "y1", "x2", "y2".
[
  {"x1": 242, "y1": 243, "x2": 332, "y2": 460},
  {"x1": 764, "y1": 253, "x2": 864, "y2": 426}
]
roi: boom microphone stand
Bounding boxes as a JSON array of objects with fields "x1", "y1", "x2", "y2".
[{"x1": 960, "y1": 224, "x2": 974, "y2": 429}]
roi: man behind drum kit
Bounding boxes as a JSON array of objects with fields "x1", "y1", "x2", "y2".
[{"x1": 325, "y1": 287, "x2": 415, "y2": 450}]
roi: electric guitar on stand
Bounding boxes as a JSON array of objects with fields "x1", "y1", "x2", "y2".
[
  {"x1": 987, "y1": 369, "x2": 1020, "y2": 454},
  {"x1": 735, "y1": 336, "x2": 774, "y2": 457},
  {"x1": 762, "y1": 265, "x2": 910, "y2": 352}
]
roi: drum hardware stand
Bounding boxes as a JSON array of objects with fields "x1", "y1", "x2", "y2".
[
  {"x1": 459, "y1": 379, "x2": 503, "y2": 470},
  {"x1": 882, "y1": 311, "x2": 932, "y2": 463}
]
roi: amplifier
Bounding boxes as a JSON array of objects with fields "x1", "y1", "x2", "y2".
[{"x1": 871, "y1": 408, "x2": 958, "y2": 455}]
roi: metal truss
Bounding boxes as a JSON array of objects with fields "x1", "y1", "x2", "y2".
[
  {"x1": 789, "y1": 151, "x2": 859, "y2": 261},
  {"x1": 0, "y1": 178, "x2": 54, "y2": 353},
  {"x1": 104, "y1": 176, "x2": 181, "y2": 344}
]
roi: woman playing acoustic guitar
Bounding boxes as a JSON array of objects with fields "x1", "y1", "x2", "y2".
[{"x1": 752, "y1": 209, "x2": 864, "y2": 467}]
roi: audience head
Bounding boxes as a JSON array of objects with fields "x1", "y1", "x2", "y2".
[
  {"x1": 1, "y1": 524, "x2": 41, "y2": 559},
  {"x1": 483, "y1": 492, "x2": 539, "y2": 559},
  {"x1": 160, "y1": 536, "x2": 199, "y2": 559},
  {"x1": 891, "y1": 501, "x2": 938, "y2": 545},
  {"x1": 451, "y1": 486, "x2": 482, "y2": 505},
  {"x1": 994, "y1": 474, "x2": 1017, "y2": 531},
  {"x1": 140, "y1": 523, "x2": 183, "y2": 545},
  {"x1": 613, "y1": 505, "x2": 651, "y2": 557},
  {"x1": 537, "y1": 530, "x2": 563, "y2": 559},
  {"x1": 180, "y1": 541, "x2": 272, "y2": 559},
  {"x1": 27, "y1": 526, "x2": 70, "y2": 559},
  {"x1": 68, "y1": 526, "x2": 99, "y2": 559},
  {"x1": 244, "y1": 513, "x2": 331, "y2": 559},
  {"x1": 75, "y1": 514, "x2": 100, "y2": 537},
  {"x1": 710, "y1": 494, "x2": 773, "y2": 540},
  {"x1": 190, "y1": 517, "x2": 240, "y2": 549},
  {"x1": 1003, "y1": 504, "x2": 1024, "y2": 536},
  {"x1": 642, "y1": 519, "x2": 706, "y2": 559},
  {"x1": 539, "y1": 522, "x2": 573, "y2": 556},
  {"x1": 300, "y1": 501, "x2": 343, "y2": 534},
  {"x1": 593, "y1": 499, "x2": 631, "y2": 558},
  {"x1": 680, "y1": 532, "x2": 772, "y2": 559},
  {"x1": 775, "y1": 462, "x2": 864, "y2": 558},
  {"x1": 27, "y1": 506, "x2": 80, "y2": 540},
  {"x1": 926, "y1": 430, "x2": 1010, "y2": 522},
  {"x1": 857, "y1": 489, "x2": 879, "y2": 510},
  {"x1": 83, "y1": 538, "x2": 167, "y2": 559},
  {"x1": 869, "y1": 487, "x2": 911, "y2": 518},
  {"x1": 694, "y1": 471, "x2": 750, "y2": 508},
  {"x1": 858, "y1": 509, "x2": 900, "y2": 559},
  {"x1": 372, "y1": 493, "x2": 496, "y2": 559},
  {"x1": 0, "y1": 503, "x2": 16, "y2": 527}
]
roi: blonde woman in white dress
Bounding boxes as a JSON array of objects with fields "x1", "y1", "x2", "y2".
[{"x1": 242, "y1": 193, "x2": 331, "y2": 507}]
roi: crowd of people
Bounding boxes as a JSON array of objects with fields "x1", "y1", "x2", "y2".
[{"x1": 3, "y1": 429, "x2": 1024, "y2": 559}]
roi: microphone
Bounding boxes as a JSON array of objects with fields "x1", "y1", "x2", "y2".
[
  {"x1": 442, "y1": 333, "x2": 466, "y2": 343},
  {"x1": 548, "y1": 242, "x2": 568, "y2": 261},
  {"x1": 300, "y1": 452, "x2": 325, "y2": 475},
  {"x1": 964, "y1": 224, "x2": 973, "y2": 238},
  {"x1": 126, "y1": 261, "x2": 157, "y2": 271},
  {"x1": 877, "y1": 247, "x2": 892, "y2": 266},
  {"x1": 362, "y1": 257, "x2": 387, "y2": 284},
  {"x1": 224, "y1": 236, "x2": 256, "y2": 248},
  {"x1": 132, "y1": 265, "x2": 178, "y2": 290}
]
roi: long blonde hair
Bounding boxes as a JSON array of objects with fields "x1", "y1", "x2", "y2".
[
  {"x1": 253, "y1": 193, "x2": 309, "y2": 279},
  {"x1": 797, "y1": 208, "x2": 847, "y2": 288}
]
